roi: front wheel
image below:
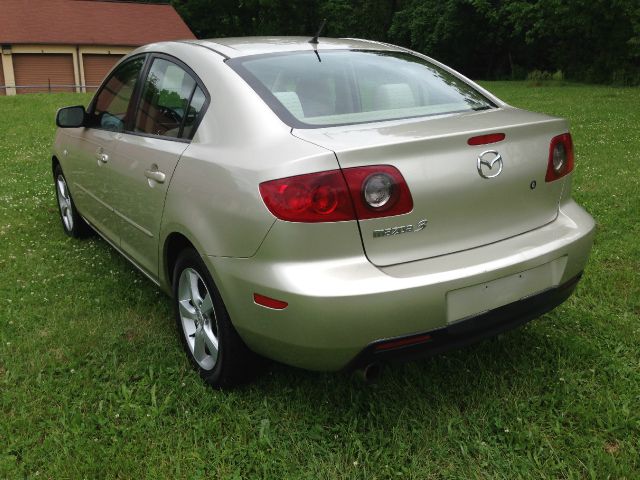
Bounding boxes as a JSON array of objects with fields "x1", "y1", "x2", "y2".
[
  {"x1": 173, "y1": 248, "x2": 259, "y2": 388},
  {"x1": 53, "y1": 164, "x2": 91, "y2": 238}
]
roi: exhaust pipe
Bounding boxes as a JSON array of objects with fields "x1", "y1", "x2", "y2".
[{"x1": 355, "y1": 362, "x2": 382, "y2": 383}]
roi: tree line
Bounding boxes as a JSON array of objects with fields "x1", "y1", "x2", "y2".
[{"x1": 168, "y1": 0, "x2": 640, "y2": 85}]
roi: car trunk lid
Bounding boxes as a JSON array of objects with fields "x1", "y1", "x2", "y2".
[{"x1": 292, "y1": 108, "x2": 569, "y2": 266}]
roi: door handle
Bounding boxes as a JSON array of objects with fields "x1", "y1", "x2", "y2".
[
  {"x1": 144, "y1": 168, "x2": 166, "y2": 184},
  {"x1": 95, "y1": 147, "x2": 108, "y2": 163}
]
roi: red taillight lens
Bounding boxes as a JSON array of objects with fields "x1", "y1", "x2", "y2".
[
  {"x1": 467, "y1": 133, "x2": 505, "y2": 146},
  {"x1": 545, "y1": 133, "x2": 574, "y2": 182},
  {"x1": 343, "y1": 165, "x2": 413, "y2": 220},
  {"x1": 259, "y1": 165, "x2": 413, "y2": 222},
  {"x1": 259, "y1": 170, "x2": 355, "y2": 222}
]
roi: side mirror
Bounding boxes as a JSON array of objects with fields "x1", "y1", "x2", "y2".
[{"x1": 56, "y1": 105, "x2": 86, "y2": 128}]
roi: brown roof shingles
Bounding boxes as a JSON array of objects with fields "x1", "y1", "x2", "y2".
[{"x1": 0, "y1": 0, "x2": 195, "y2": 46}]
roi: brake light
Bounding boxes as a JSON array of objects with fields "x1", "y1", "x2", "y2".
[
  {"x1": 259, "y1": 170, "x2": 355, "y2": 222},
  {"x1": 259, "y1": 166, "x2": 413, "y2": 222},
  {"x1": 546, "y1": 133, "x2": 574, "y2": 182},
  {"x1": 467, "y1": 133, "x2": 505, "y2": 146}
]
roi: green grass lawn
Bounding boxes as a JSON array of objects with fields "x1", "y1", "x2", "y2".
[{"x1": 1, "y1": 83, "x2": 639, "y2": 479}]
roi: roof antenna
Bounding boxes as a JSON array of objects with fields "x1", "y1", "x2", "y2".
[{"x1": 309, "y1": 18, "x2": 327, "y2": 44}]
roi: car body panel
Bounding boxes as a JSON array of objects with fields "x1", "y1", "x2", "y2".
[
  {"x1": 159, "y1": 140, "x2": 337, "y2": 260},
  {"x1": 55, "y1": 127, "x2": 122, "y2": 242},
  {"x1": 110, "y1": 134, "x2": 189, "y2": 277}
]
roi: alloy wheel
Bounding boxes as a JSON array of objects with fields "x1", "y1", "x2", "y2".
[
  {"x1": 177, "y1": 267, "x2": 219, "y2": 370},
  {"x1": 56, "y1": 174, "x2": 74, "y2": 231}
]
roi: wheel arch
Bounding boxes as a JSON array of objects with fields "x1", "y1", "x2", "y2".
[
  {"x1": 161, "y1": 228, "x2": 224, "y2": 297},
  {"x1": 162, "y1": 231, "x2": 196, "y2": 292},
  {"x1": 52, "y1": 155, "x2": 61, "y2": 177}
]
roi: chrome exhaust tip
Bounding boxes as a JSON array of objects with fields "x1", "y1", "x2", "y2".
[{"x1": 355, "y1": 362, "x2": 382, "y2": 383}]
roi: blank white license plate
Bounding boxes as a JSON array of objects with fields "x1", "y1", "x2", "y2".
[{"x1": 446, "y1": 256, "x2": 567, "y2": 324}]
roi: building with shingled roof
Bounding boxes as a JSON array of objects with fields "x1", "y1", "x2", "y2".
[{"x1": 0, "y1": 0, "x2": 195, "y2": 95}]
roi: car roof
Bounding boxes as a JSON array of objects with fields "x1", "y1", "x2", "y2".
[{"x1": 182, "y1": 36, "x2": 404, "y2": 58}]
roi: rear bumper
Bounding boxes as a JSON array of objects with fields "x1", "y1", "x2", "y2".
[
  {"x1": 207, "y1": 200, "x2": 595, "y2": 371},
  {"x1": 345, "y1": 272, "x2": 582, "y2": 370}
]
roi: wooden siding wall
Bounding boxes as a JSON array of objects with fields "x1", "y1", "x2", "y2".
[
  {"x1": 13, "y1": 53, "x2": 75, "y2": 93},
  {"x1": 83, "y1": 54, "x2": 123, "y2": 92}
]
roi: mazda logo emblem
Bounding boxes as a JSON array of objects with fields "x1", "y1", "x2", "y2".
[{"x1": 477, "y1": 150, "x2": 504, "y2": 179}]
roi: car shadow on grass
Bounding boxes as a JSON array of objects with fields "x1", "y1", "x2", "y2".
[{"x1": 246, "y1": 321, "x2": 573, "y2": 411}]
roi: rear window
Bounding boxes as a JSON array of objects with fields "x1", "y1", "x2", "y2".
[{"x1": 228, "y1": 50, "x2": 495, "y2": 128}]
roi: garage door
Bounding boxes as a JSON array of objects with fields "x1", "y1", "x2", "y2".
[
  {"x1": 13, "y1": 54, "x2": 75, "y2": 94},
  {"x1": 83, "y1": 54, "x2": 123, "y2": 92},
  {"x1": 0, "y1": 60, "x2": 5, "y2": 96}
]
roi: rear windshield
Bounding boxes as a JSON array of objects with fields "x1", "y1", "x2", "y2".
[{"x1": 228, "y1": 50, "x2": 495, "y2": 128}]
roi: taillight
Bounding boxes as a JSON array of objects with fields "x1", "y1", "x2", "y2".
[
  {"x1": 258, "y1": 170, "x2": 355, "y2": 222},
  {"x1": 546, "y1": 133, "x2": 574, "y2": 182},
  {"x1": 259, "y1": 165, "x2": 413, "y2": 222},
  {"x1": 342, "y1": 165, "x2": 413, "y2": 220}
]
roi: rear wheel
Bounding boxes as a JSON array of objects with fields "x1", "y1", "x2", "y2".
[
  {"x1": 173, "y1": 248, "x2": 259, "y2": 388},
  {"x1": 53, "y1": 164, "x2": 91, "y2": 238}
]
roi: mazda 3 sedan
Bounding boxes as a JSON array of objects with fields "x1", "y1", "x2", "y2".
[{"x1": 52, "y1": 37, "x2": 595, "y2": 387}]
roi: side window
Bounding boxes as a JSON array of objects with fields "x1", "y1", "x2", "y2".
[
  {"x1": 134, "y1": 58, "x2": 204, "y2": 139},
  {"x1": 180, "y1": 86, "x2": 206, "y2": 139},
  {"x1": 90, "y1": 57, "x2": 145, "y2": 132}
]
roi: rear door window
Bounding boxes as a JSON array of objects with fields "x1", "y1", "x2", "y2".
[
  {"x1": 133, "y1": 58, "x2": 204, "y2": 139},
  {"x1": 180, "y1": 86, "x2": 207, "y2": 139}
]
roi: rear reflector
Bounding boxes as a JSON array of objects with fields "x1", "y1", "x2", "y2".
[
  {"x1": 374, "y1": 334, "x2": 432, "y2": 351},
  {"x1": 253, "y1": 293, "x2": 288, "y2": 310},
  {"x1": 467, "y1": 133, "x2": 506, "y2": 146}
]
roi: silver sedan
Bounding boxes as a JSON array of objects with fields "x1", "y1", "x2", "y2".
[{"x1": 52, "y1": 37, "x2": 595, "y2": 387}]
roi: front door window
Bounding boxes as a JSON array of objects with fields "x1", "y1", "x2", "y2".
[{"x1": 89, "y1": 56, "x2": 145, "y2": 132}]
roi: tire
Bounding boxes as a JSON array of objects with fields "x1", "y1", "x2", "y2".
[
  {"x1": 173, "y1": 248, "x2": 259, "y2": 388},
  {"x1": 53, "y1": 164, "x2": 91, "y2": 238}
]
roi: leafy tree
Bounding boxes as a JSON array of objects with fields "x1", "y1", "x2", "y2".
[
  {"x1": 170, "y1": 0, "x2": 321, "y2": 38},
  {"x1": 169, "y1": 0, "x2": 640, "y2": 85},
  {"x1": 318, "y1": 0, "x2": 398, "y2": 40}
]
